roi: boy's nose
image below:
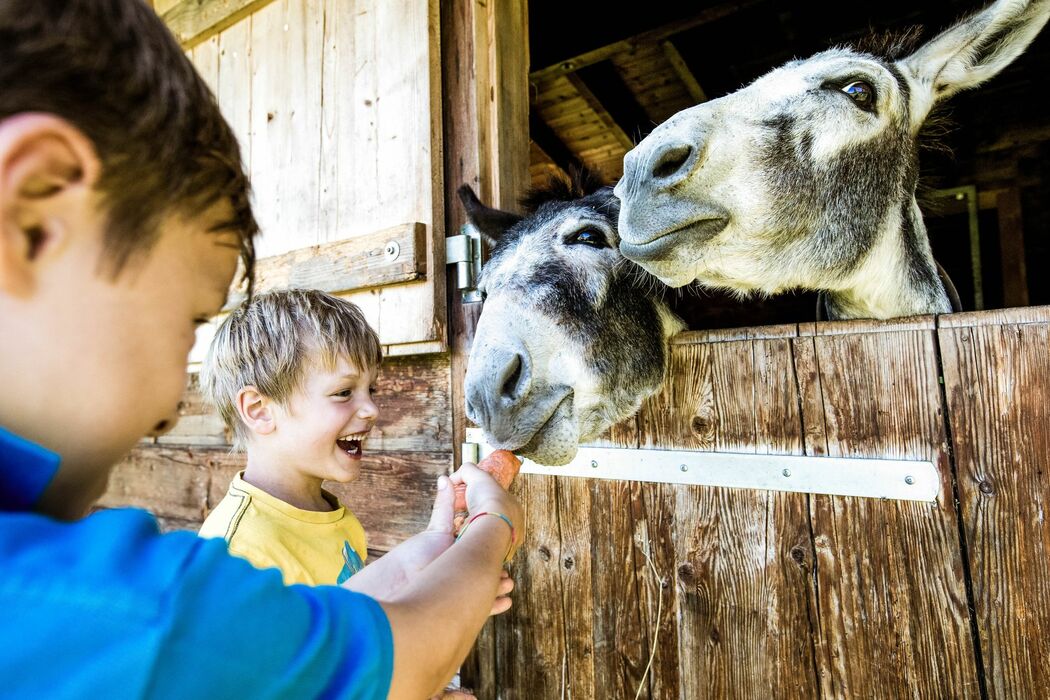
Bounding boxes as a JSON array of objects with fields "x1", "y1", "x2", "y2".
[{"x1": 356, "y1": 401, "x2": 379, "y2": 420}]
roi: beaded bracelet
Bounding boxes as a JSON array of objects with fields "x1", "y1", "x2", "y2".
[{"x1": 455, "y1": 511, "x2": 517, "y2": 562}]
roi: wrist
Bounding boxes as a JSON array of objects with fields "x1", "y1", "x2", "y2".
[{"x1": 455, "y1": 511, "x2": 516, "y2": 562}]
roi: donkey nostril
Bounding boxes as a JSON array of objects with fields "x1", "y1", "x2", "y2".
[
  {"x1": 651, "y1": 144, "x2": 694, "y2": 180},
  {"x1": 500, "y1": 354, "x2": 524, "y2": 400}
]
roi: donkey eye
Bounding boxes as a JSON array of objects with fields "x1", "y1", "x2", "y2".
[
  {"x1": 567, "y1": 229, "x2": 608, "y2": 248},
  {"x1": 842, "y1": 81, "x2": 875, "y2": 109}
]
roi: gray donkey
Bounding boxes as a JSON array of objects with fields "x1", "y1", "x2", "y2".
[
  {"x1": 460, "y1": 177, "x2": 683, "y2": 466},
  {"x1": 616, "y1": 0, "x2": 1049, "y2": 320}
]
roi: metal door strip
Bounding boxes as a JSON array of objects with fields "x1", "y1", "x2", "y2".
[{"x1": 464, "y1": 429, "x2": 940, "y2": 502}]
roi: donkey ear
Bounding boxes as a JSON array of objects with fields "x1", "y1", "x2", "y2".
[
  {"x1": 457, "y1": 184, "x2": 522, "y2": 245},
  {"x1": 900, "y1": 0, "x2": 1049, "y2": 115}
]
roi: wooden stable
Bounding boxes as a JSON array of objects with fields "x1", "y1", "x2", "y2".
[{"x1": 100, "y1": 1, "x2": 1050, "y2": 697}]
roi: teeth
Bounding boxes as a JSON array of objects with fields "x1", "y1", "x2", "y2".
[{"x1": 339, "y1": 431, "x2": 369, "y2": 442}]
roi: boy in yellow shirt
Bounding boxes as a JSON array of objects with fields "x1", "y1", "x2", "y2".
[{"x1": 200, "y1": 289, "x2": 508, "y2": 604}]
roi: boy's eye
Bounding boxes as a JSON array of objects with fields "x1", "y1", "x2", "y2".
[
  {"x1": 193, "y1": 317, "x2": 210, "y2": 327},
  {"x1": 335, "y1": 389, "x2": 353, "y2": 398}
]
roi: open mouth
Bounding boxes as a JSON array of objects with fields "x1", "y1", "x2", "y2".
[{"x1": 336, "y1": 431, "x2": 369, "y2": 458}]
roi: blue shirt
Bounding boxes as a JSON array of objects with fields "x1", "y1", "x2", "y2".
[{"x1": 0, "y1": 427, "x2": 393, "y2": 699}]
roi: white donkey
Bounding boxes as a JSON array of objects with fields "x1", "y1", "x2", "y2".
[{"x1": 615, "y1": 0, "x2": 1049, "y2": 320}]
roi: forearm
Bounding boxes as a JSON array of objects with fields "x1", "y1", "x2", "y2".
[{"x1": 381, "y1": 517, "x2": 511, "y2": 699}]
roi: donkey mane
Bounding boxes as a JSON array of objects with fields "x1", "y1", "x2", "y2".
[{"x1": 519, "y1": 167, "x2": 609, "y2": 213}]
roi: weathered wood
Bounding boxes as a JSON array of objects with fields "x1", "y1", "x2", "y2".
[
  {"x1": 661, "y1": 40, "x2": 707, "y2": 104},
  {"x1": 637, "y1": 337, "x2": 820, "y2": 698},
  {"x1": 224, "y1": 223, "x2": 428, "y2": 310},
  {"x1": 186, "y1": 0, "x2": 448, "y2": 353},
  {"x1": 793, "y1": 324, "x2": 980, "y2": 698},
  {"x1": 99, "y1": 446, "x2": 234, "y2": 521},
  {"x1": 939, "y1": 312, "x2": 1050, "y2": 697},
  {"x1": 996, "y1": 188, "x2": 1029, "y2": 307},
  {"x1": 938, "y1": 304, "x2": 1050, "y2": 328},
  {"x1": 161, "y1": 0, "x2": 277, "y2": 49},
  {"x1": 491, "y1": 475, "x2": 568, "y2": 700}
]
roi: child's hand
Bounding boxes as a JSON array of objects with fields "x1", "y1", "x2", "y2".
[{"x1": 449, "y1": 463, "x2": 525, "y2": 561}]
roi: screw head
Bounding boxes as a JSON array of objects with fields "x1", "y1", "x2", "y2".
[
  {"x1": 905, "y1": 475, "x2": 915, "y2": 485},
  {"x1": 679, "y1": 464, "x2": 688, "y2": 472},
  {"x1": 383, "y1": 241, "x2": 400, "y2": 261},
  {"x1": 782, "y1": 468, "x2": 791, "y2": 477},
  {"x1": 590, "y1": 460, "x2": 598, "y2": 469}
]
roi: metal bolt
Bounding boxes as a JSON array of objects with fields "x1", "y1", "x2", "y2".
[
  {"x1": 782, "y1": 468, "x2": 791, "y2": 477},
  {"x1": 590, "y1": 460, "x2": 598, "y2": 469},
  {"x1": 905, "y1": 475, "x2": 915, "y2": 485},
  {"x1": 679, "y1": 464, "x2": 689, "y2": 472},
  {"x1": 383, "y1": 241, "x2": 400, "y2": 261}
]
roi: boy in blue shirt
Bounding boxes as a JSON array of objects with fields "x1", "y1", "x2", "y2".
[{"x1": 0, "y1": 2, "x2": 522, "y2": 698}]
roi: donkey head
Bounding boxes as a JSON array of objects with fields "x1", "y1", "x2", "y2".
[
  {"x1": 461, "y1": 176, "x2": 684, "y2": 465},
  {"x1": 616, "y1": 0, "x2": 1049, "y2": 320}
]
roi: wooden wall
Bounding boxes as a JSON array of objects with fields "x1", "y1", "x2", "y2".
[
  {"x1": 463, "y1": 306, "x2": 1050, "y2": 699},
  {"x1": 100, "y1": 354, "x2": 453, "y2": 554}
]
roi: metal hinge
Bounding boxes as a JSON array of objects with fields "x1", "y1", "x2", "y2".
[{"x1": 446, "y1": 224, "x2": 483, "y2": 303}]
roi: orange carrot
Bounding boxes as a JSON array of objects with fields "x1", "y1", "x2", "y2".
[{"x1": 453, "y1": 449, "x2": 522, "y2": 532}]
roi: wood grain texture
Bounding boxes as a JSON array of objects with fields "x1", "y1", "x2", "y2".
[
  {"x1": 162, "y1": 0, "x2": 276, "y2": 48},
  {"x1": 636, "y1": 336, "x2": 820, "y2": 698},
  {"x1": 939, "y1": 313, "x2": 1050, "y2": 697},
  {"x1": 794, "y1": 324, "x2": 980, "y2": 698}
]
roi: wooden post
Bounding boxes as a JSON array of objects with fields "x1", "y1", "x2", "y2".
[{"x1": 997, "y1": 188, "x2": 1029, "y2": 307}]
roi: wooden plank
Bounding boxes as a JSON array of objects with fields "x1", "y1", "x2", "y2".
[
  {"x1": 939, "y1": 316, "x2": 1050, "y2": 697},
  {"x1": 610, "y1": 42, "x2": 696, "y2": 127},
  {"x1": 373, "y1": 0, "x2": 448, "y2": 350},
  {"x1": 162, "y1": 0, "x2": 277, "y2": 48},
  {"x1": 216, "y1": 17, "x2": 253, "y2": 173},
  {"x1": 567, "y1": 70, "x2": 640, "y2": 150},
  {"x1": 793, "y1": 327, "x2": 981, "y2": 698},
  {"x1": 247, "y1": 0, "x2": 324, "y2": 260},
  {"x1": 224, "y1": 222, "x2": 428, "y2": 309},
  {"x1": 191, "y1": 34, "x2": 220, "y2": 95},
  {"x1": 99, "y1": 446, "x2": 227, "y2": 521},
  {"x1": 636, "y1": 338, "x2": 819, "y2": 698},
  {"x1": 661, "y1": 40, "x2": 707, "y2": 104},
  {"x1": 490, "y1": 475, "x2": 568, "y2": 699},
  {"x1": 938, "y1": 305, "x2": 1050, "y2": 328},
  {"x1": 673, "y1": 323, "x2": 799, "y2": 346},
  {"x1": 996, "y1": 188, "x2": 1029, "y2": 307}
]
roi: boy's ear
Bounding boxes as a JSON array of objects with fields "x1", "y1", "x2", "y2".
[
  {"x1": 0, "y1": 114, "x2": 102, "y2": 296},
  {"x1": 236, "y1": 386, "x2": 277, "y2": 437}
]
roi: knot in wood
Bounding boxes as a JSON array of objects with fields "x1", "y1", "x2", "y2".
[
  {"x1": 979, "y1": 480, "x2": 995, "y2": 495},
  {"x1": 790, "y1": 546, "x2": 807, "y2": 566},
  {"x1": 562, "y1": 555, "x2": 575, "y2": 570},
  {"x1": 677, "y1": 562, "x2": 695, "y2": 584},
  {"x1": 690, "y1": 415, "x2": 712, "y2": 437},
  {"x1": 537, "y1": 545, "x2": 552, "y2": 562}
]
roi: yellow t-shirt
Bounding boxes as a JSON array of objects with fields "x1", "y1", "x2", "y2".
[{"x1": 199, "y1": 472, "x2": 368, "y2": 586}]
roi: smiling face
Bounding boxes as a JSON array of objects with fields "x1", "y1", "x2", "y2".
[
  {"x1": 616, "y1": 48, "x2": 917, "y2": 295},
  {"x1": 264, "y1": 355, "x2": 379, "y2": 485},
  {"x1": 461, "y1": 182, "x2": 683, "y2": 466}
]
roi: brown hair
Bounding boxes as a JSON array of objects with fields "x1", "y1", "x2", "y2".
[
  {"x1": 201, "y1": 289, "x2": 384, "y2": 448},
  {"x1": 0, "y1": 0, "x2": 257, "y2": 286}
]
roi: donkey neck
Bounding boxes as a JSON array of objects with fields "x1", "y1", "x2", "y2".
[{"x1": 825, "y1": 198, "x2": 952, "y2": 320}]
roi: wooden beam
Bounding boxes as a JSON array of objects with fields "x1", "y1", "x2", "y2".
[
  {"x1": 662, "y1": 40, "x2": 707, "y2": 104},
  {"x1": 572, "y1": 64, "x2": 651, "y2": 145},
  {"x1": 530, "y1": 111, "x2": 585, "y2": 175},
  {"x1": 224, "y1": 222, "x2": 427, "y2": 310},
  {"x1": 529, "y1": 0, "x2": 761, "y2": 81},
  {"x1": 997, "y1": 188, "x2": 1029, "y2": 307},
  {"x1": 161, "y1": 0, "x2": 278, "y2": 49}
]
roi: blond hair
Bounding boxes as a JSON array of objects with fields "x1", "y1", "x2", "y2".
[{"x1": 201, "y1": 289, "x2": 382, "y2": 448}]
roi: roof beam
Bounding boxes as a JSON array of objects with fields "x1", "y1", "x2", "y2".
[
  {"x1": 661, "y1": 40, "x2": 708, "y2": 104},
  {"x1": 529, "y1": 112, "x2": 585, "y2": 175},
  {"x1": 530, "y1": 0, "x2": 762, "y2": 81},
  {"x1": 572, "y1": 64, "x2": 652, "y2": 145}
]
